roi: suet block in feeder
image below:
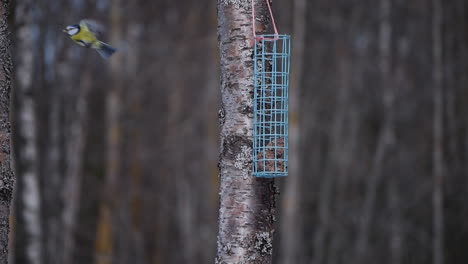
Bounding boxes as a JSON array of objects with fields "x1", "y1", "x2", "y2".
[{"x1": 253, "y1": 34, "x2": 290, "y2": 178}]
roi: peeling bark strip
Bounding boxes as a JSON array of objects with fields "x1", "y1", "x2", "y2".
[
  {"x1": 216, "y1": 0, "x2": 277, "y2": 263},
  {"x1": 0, "y1": 0, "x2": 14, "y2": 263}
]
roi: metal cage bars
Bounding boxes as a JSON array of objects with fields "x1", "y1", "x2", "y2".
[{"x1": 253, "y1": 34, "x2": 290, "y2": 178}]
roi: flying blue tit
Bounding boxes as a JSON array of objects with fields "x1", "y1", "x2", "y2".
[{"x1": 63, "y1": 19, "x2": 116, "y2": 59}]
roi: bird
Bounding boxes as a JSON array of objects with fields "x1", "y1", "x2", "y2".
[{"x1": 63, "y1": 19, "x2": 116, "y2": 59}]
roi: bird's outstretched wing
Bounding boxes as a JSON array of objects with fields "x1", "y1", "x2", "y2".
[{"x1": 80, "y1": 19, "x2": 105, "y2": 37}]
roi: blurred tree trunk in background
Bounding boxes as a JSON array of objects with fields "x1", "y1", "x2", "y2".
[
  {"x1": 12, "y1": 0, "x2": 220, "y2": 263},
  {"x1": 101, "y1": 0, "x2": 219, "y2": 263},
  {"x1": 12, "y1": 0, "x2": 107, "y2": 263},
  {"x1": 290, "y1": 0, "x2": 468, "y2": 263},
  {"x1": 12, "y1": 0, "x2": 42, "y2": 263},
  {"x1": 215, "y1": 0, "x2": 277, "y2": 263},
  {"x1": 431, "y1": 1, "x2": 444, "y2": 264},
  {"x1": 279, "y1": 0, "x2": 305, "y2": 262},
  {"x1": 354, "y1": 0, "x2": 396, "y2": 261},
  {"x1": 0, "y1": 0, "x2": 14, "y2": 262},
  {"x1": 105, "y1": 0, "x2": 125, "y2": 263},
  {"x1": 40, "y1": 1, "x2": 74, "y2": 262},
  {"x1": 8, "y1": 0, "x2": 468, "y2": 264}
]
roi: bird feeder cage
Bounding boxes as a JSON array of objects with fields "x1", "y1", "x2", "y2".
[{"x1": 253, "y1": 34, "x2": 290, "y2": 178}]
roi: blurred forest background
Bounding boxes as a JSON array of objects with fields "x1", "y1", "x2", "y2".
[{"x1": 7, "y1": 0, "x2": 468, "y2": 263}]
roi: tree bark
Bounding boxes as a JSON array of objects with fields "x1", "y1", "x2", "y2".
[
  {"x1": 215, "y1": 0, "x2": 277, "y2": 263},
  {"x1": 0, "y1": 0, "x2": 14, "y2": 262}
]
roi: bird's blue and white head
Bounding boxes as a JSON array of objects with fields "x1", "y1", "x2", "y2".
[{"x1": 63, "y1": 24, "x2": 80, "y2": 36}]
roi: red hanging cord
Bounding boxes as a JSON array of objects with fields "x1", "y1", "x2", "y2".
[
  {"x1": 265, "y1": 0, "x2": 279, "y2": 36},
  {"x1": 251, "y1": 0, "x2": 279, "y2": 42}
]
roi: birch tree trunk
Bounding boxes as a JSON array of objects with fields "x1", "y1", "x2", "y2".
[
  {"x1": 216, "y1": 0, "x2": 277, "y2": 263},
  {"x1": 12, "y1": 0, "x2": 41, "y2": 263},
  {"x1": 0, "y1": 0, "x2": 14, "y2": 262}
]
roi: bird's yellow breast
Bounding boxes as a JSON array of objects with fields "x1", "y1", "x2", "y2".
[{"x1": 71, "y1": 27, "x2": 99, "y2": 47}]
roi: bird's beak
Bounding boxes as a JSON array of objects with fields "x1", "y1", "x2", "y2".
[{"x1": 62, "y1": 29, "x2": 67, "y2": 33}]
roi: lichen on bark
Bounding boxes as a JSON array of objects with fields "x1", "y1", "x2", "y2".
[{"x1": 220, "y1": 0, "x2": 251, "y2": 11}]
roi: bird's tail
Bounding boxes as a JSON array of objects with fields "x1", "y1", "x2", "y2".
[{"x1": 96, "y1": 41, "x2": 116, "y2": 59}]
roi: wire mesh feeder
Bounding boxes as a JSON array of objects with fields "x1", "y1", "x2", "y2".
[{"x1": 253, "y1": 34, "x2": 290, "y2": 178}]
